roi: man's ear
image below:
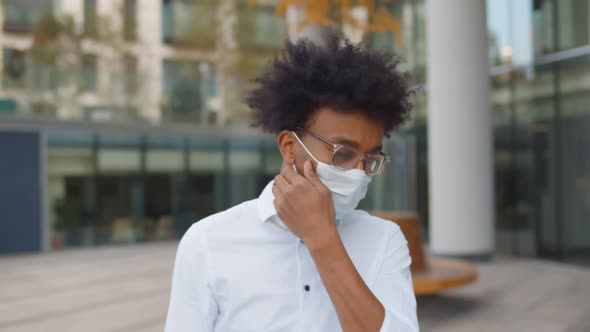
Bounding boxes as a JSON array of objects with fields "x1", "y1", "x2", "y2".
[{"x1": 277, "y1": 130, "x2": 296, "y2": 164}]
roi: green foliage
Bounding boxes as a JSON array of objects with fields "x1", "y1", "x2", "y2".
[
  {"x1": 164, "y1": 0, "x2": 218, "y2": 49},
  {"x1": 31, "y1": 11, "x2": 82, "y2": 65},
  {"x1": 233, "y1": 4, "x2": 287, "y2": 79}
]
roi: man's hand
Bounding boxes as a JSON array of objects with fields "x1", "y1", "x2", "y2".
[
  {"x1": 273, "y1": 160, "x2": 390, "y2": 332},
  {"x1": 272, "y1": 160, "x2": 338, "y2": 249}
]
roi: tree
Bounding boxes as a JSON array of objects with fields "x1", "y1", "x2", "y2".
[
  {"x1": 221, "y1": 0, "x2": 405, "y2": 124},
  {"x1": 30, "y1": 5, "x2": 151, "y2": 121}
]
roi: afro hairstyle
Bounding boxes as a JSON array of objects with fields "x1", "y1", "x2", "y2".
[{"x1": 247, "y1": 32, "x2": 415, "y2": 136}]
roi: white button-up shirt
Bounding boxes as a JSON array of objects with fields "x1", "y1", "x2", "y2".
[{"x1": 165, "y1": 181, "x2": 419, "y2": 332}]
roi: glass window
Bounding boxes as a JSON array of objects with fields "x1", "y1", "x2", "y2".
[
  {"x1": 511, "y1": 1, "x2": 534, "y2": 66},
  {"x1": 31, "y1": 102, "x2": 57, "y2": 116},
  {"x1": 512, "y1": 65, "x2": 556, "y2": 257},
  {"x1": 2, "y1": 48, "x2": 26, "y2": 89},
  {"x1": 145, "y1": 135, "x2": 187, "y2": 238},
  {"x1": 3, "y1": 0, "x2": 54, "y2": 33},
  {"x1": 123, "y1": 55, "x2": 138, "y2": 94},
  {"x1": 95, "y1": 134, "x2": 143, "y2": 245},
  {"x1": 487, "y1": 0, "x2": 536, "y2": 67},
  {"x1": 161, "y1": 59, "x2": 204, "y2": 122},
  {"x1": 227, "y1": 137, "x2": 264, "y2": 207},
  {"x1": 557, "y1": 55, "x2": 590, "y2": 265},
  {"x1": 47, "y1": 130, "x2": 97, "y2": 249},
  {"x1": 237, "y1": 4, "x2": 287, "y2": 50},
  {"x1": 81, "y1": 54, "x2": 98, "y2": 92},
  {"x1": 532, "y1": 0, "x2": 555, "y2": 57},
  {"x1": 487, "y1": 0, "x2": 590, "y2": 266},
  {"x1": 233, "y1": 4, "x2": 287, "y2": 80},
  {"x1": 161, "y1": 60, "x2": 199, "y2": 96},
  {"x1": 366, "y1": 0, "x2": 406, "y2": 56},
  {"x1": 161, "y1": 0, "x2": 217, "y2": 49},
  {"x1": 30, "y1": 54, "x2": 59, "y2": 92},
  {"x1": 189, "y1": 137, "x2": 226, "y2": 213},
  {"x1": 366, "y1": 0, "x2": 425, "y2": 83},
  {"x1": 557, "y1": 0, "x2": 590, "y2": 50},
  {"x1": 84, "y1": 0, "x2": 98, "y2": 38},
  {"x1": 487, "y1": 0, "x2": 513, "y2": 66},
  {"x1": 123, "y1": 0, "x2": 137, "y2": 41}
]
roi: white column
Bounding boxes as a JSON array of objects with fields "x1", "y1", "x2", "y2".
[
  {"x1": 215, "y1": 0, "x2": 238, "y2": 126},
  {"x1": 96, "y1": 0, "x2": 123, "y2": 100},
  {"x1": 58, "y1": 0, "x2": 84, "y2": 31},
  {"x1": 136, "y1": 0, "x2": 162, "y2": 124},
  {"x1": 426, "y1": 0, "x2": 494, "y2": 259}
]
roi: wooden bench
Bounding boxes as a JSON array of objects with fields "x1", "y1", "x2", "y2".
[{"x1": 370, "y1": 211, "x2": 478, "y2": 296}]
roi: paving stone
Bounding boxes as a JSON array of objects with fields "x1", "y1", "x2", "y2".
[{"x1": 1, "y1": 243, "x2": 589, "y2": 332}]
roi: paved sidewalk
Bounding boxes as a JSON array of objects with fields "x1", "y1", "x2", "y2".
[
  {"x1": 418, "y1": 255, "x2": 590, "y2": 332},
  {"x1": 1, "y1": 242, "x2": 589, "y2": 332}
]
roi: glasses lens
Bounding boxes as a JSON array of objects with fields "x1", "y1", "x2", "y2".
[
  {"x1": 333, "y1": 147, "x2": 389, "y2": 176},
  {"x1": 365, "y1": 155, "x2": 385, "y2": 176},
  {"x1": 333, "y1": 146, "x2": 361, "y2": 170}
]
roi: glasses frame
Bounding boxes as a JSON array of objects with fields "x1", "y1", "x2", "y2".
[{"x1": 295, "y1": 127, "x2": 391, "y2": 176}]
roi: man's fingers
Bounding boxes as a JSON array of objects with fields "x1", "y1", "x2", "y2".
[
  {"x1": 281, "y1": 163, "x2": 301, "y2": 184},
  {"x1": 272, "y1": 181, "x2": 281, "y2": 197},
  {"x1": 303, "y1": 160, "x2": 323, "y2": 187},
  {"x1": 274, "y1": 174, "x2": 290, "y2": 192}
]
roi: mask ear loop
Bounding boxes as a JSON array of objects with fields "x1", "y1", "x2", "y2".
[{"x1": 291, "y1": 131, "x2": 321, "y2": 164}]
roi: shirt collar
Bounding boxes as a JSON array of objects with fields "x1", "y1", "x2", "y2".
[
  {"x1": 257, "y1": 180, "x2": 278, "y2": 223},
  {"x1": 257, "y1": 180, "x2": 342, "y2": 228}
]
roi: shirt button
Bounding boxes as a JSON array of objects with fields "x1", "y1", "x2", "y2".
[{"x1": 304, "y1": 285, "x2": 310, "y2": 292}]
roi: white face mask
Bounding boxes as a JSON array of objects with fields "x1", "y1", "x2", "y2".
[{"x1": 292, "y1": 132, "x2": 372, "y2": 220}]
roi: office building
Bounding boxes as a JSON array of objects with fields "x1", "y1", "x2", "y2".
[{"x1": 0, "y1": 0, "x2": 588, "y2": 267}]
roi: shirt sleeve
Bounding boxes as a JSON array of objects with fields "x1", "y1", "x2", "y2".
[
  {"x1": 165, "y1": 225, "x2": 218, "y2": 332},
  {"x1": 373, "y1": 224, "x2": 419, "y2": 332}
]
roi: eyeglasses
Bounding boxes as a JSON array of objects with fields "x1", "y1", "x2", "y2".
[{"x1": 295, "y1": 127, "x2": 391, "y2": 176}]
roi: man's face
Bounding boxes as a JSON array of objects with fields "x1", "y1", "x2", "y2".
[{"x1": 292, "y1": 107, "x2": 385, "y2": 173}]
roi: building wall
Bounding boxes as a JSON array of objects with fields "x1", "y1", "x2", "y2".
[
  {"x1": 0, "y1": 131, "x2": 43, "y2": 253},
  {"x1": 0, "y1": 0, "x2": 250, "y2": 124},
  {"x1": 0, "y1": 0, "x2": 588, "y2": 266},
  {"x1": 487, "y1": 0, "x2": 590, "y2": 264}
]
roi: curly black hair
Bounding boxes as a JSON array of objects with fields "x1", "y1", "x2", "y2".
[{"x1": 247, "y1": 32, "x2": 414, "y2": 136}]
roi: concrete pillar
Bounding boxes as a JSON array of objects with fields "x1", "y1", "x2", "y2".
[
  {"x1": 426, "y1": 0, "x2": 494, "y2": 259},
  {"x1": 96, "y1": 0, "x2": 122, "y2": 102},
  {"x1": 54, "y1": 0, "x2": 85, "y2": 120},
  {"x1": 215, "y1": 0, "x2": 237, "y2": 126},
  {"x1": 136, "y1": 0, "x2": 162, "y2": 124},
  {"x1": 58, "y1": 0, "x2": 84, "y2": 31}
]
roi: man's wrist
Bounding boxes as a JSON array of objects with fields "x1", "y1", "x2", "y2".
[{"x1": 305, "y1": 224, "x2": 341, "y2": 253}]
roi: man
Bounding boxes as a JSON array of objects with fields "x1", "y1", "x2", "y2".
[{"x1": 165, "y1": 33, "x2": 418, "y2": 332}]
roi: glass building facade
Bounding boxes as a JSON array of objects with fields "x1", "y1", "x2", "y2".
[
  {"x1": 0, "y1": 0, "x2": 588, "y2": 266},
  {"x1": 39, "y1": 121, "x2": 413, "y2": 250},
  {"x1": 486, "y1": 0, "x2": 590, "y2": 263}
]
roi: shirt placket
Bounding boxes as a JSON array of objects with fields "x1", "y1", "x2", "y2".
[{"x1": 295, "y1": 238, "x2": 316, "y2": 332}]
